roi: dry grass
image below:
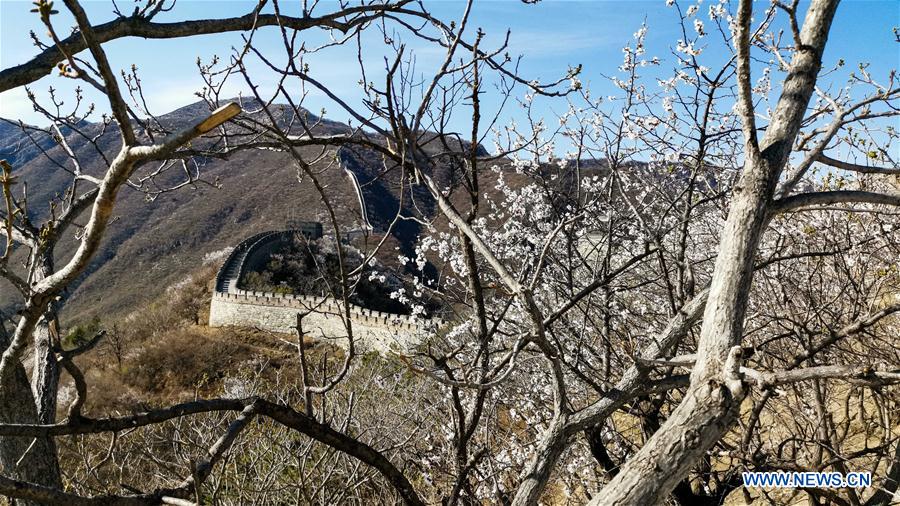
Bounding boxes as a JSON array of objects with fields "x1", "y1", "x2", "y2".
[{"x1": 59, "y1": 263, "x2": 306, "y2": 414}]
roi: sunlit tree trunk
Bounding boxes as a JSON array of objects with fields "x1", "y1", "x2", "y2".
[
  {"x1": 30, "y1": 254, "x2": 60, "y2": 425},
  {"x1": 590, "y1": 0, "x2": 840, "y2": 503}
]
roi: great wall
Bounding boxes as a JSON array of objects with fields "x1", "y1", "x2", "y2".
[{"x1": 208, "y1": 229, "x2": 440, "y2": 353}]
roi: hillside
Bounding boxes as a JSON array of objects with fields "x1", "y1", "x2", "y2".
[
  {"x1": 0, "y1": 100, "x2": 467, "y2": 322},
  {"x1": 0, "y1": 99, "x2": 708, "y2": 325}
]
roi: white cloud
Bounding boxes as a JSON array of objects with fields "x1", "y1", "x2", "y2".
[{"x1": 0, "y1": 87, "x2": 38, "y2": 123}]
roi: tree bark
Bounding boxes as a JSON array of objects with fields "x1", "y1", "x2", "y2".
[
  {"x1": 512, "y1": 418, "x2": 569, "y2": 506},
  {"x1": 30, "y1": 255, "x2": 60, "y2": 425},
  {"x1": 0, "y1": 317, "x2": 63, "y2": 505}
]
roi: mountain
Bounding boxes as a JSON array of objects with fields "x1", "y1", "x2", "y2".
[
  {"x1": 0, "y1": 119, "x2": 58, "y2": 168},
  {"x1": 0, "y1": 98, "x2": 711, "y2": 325},
  {"x1": 0, "y1": 99, "x2": 459, "y2": 323}
]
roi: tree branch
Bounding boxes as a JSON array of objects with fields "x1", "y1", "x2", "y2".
[
  {"x1": 771, "y1": 190, "x2": 900, "y2": 214},
  {"x1": 815, "y1": 153, "x2": 900, "y2": 175},
  {"x1": 0, "y1": 103, "x2": 240, "y2": 389},
  {"x1": 0, "y1": 3, "x2": 418, "y2": 93},
  {"x1": 0, "y1": 396, "x2": 425, "y2": 506},
  {"x1": 743, "y1": 364, "x2": 900, "y2": 388}
]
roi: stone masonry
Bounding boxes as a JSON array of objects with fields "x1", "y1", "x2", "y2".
[{"x1": 208, "y1": 230, "x2": 439, "y2": 353}]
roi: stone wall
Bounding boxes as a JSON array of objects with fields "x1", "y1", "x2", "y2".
[{"x1": 209, "y1": 230, "x2": 438, "y2": 353}]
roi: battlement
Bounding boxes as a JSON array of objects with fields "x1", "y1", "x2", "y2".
[{"x1": 209, "y1": 230, "x2": 439, "y2": 352}]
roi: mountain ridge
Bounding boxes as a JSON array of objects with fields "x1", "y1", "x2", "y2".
[
  {"x1": 0, "y1": 99, "x2": 388, "y2": 322},
  {"x1": 0, "y1": 98, "x2": 703, "y2": 325}
]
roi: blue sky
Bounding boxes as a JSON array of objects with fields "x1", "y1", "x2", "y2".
[{"x1": 1, "y1": 0, "x2": 898, "y2": 138}]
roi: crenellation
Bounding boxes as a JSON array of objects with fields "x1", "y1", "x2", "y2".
[{"x1": 209, "y1": 229, "x2": 441, "y2": 353}]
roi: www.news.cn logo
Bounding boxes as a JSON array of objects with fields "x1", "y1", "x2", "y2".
[{"x1": 742, "y1": 471, "x2": 872, "y2": 489}]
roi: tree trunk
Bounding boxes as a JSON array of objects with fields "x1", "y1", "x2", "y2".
[
  {"x1": 511, "y1": 418, "x2": 569, "y2": 506},
  {"x1": 31, "y1": 254, "x2": 61, "y2": 425},
  {"x1": 31, "y1": 318, "x2": 59, "y2": 424},
  {"x1": 588, "y1": 1, "x2": 840, "y2": 504},
  {"x1": 0, "y1": 315, "x2": 63, "y2": 504}
]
